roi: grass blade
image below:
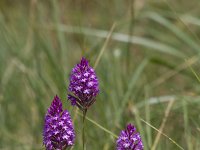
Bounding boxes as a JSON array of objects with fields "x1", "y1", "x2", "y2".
[
  {"x1": 116, "y1": 59, "x2": 148, "y2": 123},
  {"x1": 46, "y1": 24, "x2": 185, "y2": 58}
]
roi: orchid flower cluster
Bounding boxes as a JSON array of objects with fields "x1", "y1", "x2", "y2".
[{"x1": 43, "y1": 57, "x2": 143, "y2": 150}]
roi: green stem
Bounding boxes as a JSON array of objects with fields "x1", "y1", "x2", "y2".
[
  {"x1": 82, "y1": 109, "x2": 87, "y2": 150},
  {"x1": 126, "y1": 0, "x2": 135, "y2": 73}
]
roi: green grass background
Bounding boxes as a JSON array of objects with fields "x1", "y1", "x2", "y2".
[{"x1": 0, "y1": 0, "x2": 200, "y2": 149}]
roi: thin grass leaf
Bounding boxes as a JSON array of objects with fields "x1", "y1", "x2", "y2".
[
  {"x1": 77, "y1": 111, "x2": 118, "y2": 138},
  {"x1": 94, "y1": 23, "x2": 116, "y2": 69},
  {"x1": 140, "y1": 119, "x2": 184, "y2": 150},
  {"x1": 144, "y1": 86, "x2": 152, "y2": 148},
  {"x1": 182, "y1": 15, "x2": 200, "y2": 27},
  {"x1": 151, "y1": 100, "x2": 174, "y2": 150},
  {"x1": 46, "y1": 24, "x2": 185, "y2": 58},
  {"x1": 116, "y1": 58, "x2": 149, "y2": 123},
  {"x1": 163, "y1": 0, "x2": 200, "y2": 45},
  {"x1": 189, "y1": 66, "x2": 200, "y2": 83},
  {"x1": 151, "y1": 55, "x2": 198, "y2": 87},
  {"x1": 145, "y1": 12, "x2": 200, "y2": 53}
]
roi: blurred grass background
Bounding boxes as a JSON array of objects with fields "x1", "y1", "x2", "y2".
[{"x1": 0, "y1": 0, "x2": 200, "y2": 149}]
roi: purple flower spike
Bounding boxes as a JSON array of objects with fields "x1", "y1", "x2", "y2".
[
  {"x1": 68, "y1": 57, "x2": 99, "y2": 110},
  {"x1": 43, "y1": 95, "x2": 75, "y2": 150},
  {"x1": 116, "y1": 124, "x2": 144, "y2": 150}
]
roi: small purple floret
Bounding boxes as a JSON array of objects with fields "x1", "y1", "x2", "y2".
[
  {"x1": 68, "y1": 57, "x2": 99, "y2": 110},
  {"x1": 116, "y1": 124, "x2": 144, "y2": 150},
  {"x1": 43, "y1": 95, "x2": 75, "y2": 150}
]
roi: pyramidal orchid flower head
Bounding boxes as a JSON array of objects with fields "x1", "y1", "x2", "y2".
[
  {"x1": 43, "y1": 95, "x2": 75, "y2": 150},
  {"x1": 116, "y1": 124, "x2": 144, "y2": 150},
  {"x1": 68, "y1": 57, "x2": 99, "y2": 110}
]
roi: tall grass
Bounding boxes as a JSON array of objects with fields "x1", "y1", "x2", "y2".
[{"x1": 0, "y1": 0, "x2": 200, "y2": 149}]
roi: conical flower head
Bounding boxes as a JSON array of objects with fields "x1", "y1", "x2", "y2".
[
  {"x1": 68, "y1": 57, "x2": 99, "y2": 110},
  {"x1": 116, "y1": 124, "x2": 144, "y2": 150},
  {"x1": 43, "y1": 95, "x2": 75, "y2": 150}
]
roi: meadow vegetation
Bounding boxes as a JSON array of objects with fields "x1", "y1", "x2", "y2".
[{"x1": 0, "y1": 0, "x2": 200, "y2": 149}]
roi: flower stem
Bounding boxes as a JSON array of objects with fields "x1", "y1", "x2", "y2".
[{"x1": 82, "y1": 108, "x2": 87, "y2": 150}]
